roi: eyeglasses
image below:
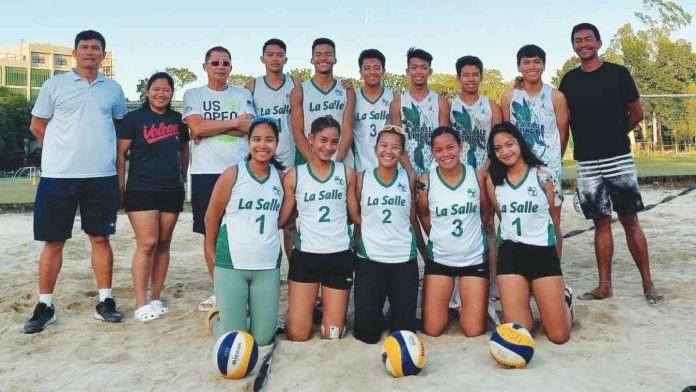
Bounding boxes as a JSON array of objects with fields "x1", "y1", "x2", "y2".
[
  {"x1": 207, "y1": 60, "x2": 231, "y2": 67},
  {"x1": 381, "y1": 124, "x2": 406, "y2": 135},
  {"x1": 251, "y1": 115, "x2": 279, "y2": 126}
]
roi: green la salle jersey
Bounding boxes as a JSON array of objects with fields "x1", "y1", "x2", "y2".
[
  {"x1": 353, "y1": 87, "x2": 393, "y2": 171},
  {"x1": 450, "y1": 95, "x2": 492, "y2": 170},
  {"x1": 495, "y1": 165, "x2": 556, "y2": 246},
  {"x1": 357, "y1": 168, "x2": 416, "y2": 263},
  {"x1": 401, "y1": 91, "x2": 440, "y2": 176},
  {"x1": 252, "y1": 74, "x2": 296, "y2": 168}
]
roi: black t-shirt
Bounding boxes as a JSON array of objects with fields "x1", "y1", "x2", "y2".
[
  {"x1": 559, "y1": 62, "x2": 639, "y2": 161},
  {"x1": 117, "y1": 108, "x2": 190, "y2": 191}
]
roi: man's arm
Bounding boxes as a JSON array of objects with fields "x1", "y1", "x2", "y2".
[
  {"x1": 244, "y1": 79, "x2": 255, "y2": 95},
  {"x1": 500, "y1": 89, "x2": 513, "y2": 122},
  {"x1": 337, "y1": 89, "x2": 356, "y2": 162},
  {"x1": 29, "y1": 116, "x2": 49, "y2": 144},
  {"x1": 438, "y1": 96, "x2": 450, "y2": 127},
  {"x1": 185, "y1": 115, "x2": 252, "y2": 140},
  {"x1": 626, "y1": 99, "x2": 644, "y2": 133},
  {"x1": 291, "y1": 86, "x2": 312, "y2": 162},
  {"x1": 552, "y1": 90, "x2": 570, "y2": 158},
  {"x1": 490, "y1": 100, "x2": 503, "y2": 127}
]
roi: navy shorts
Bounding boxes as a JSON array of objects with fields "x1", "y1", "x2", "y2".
[
  {"x1": 288, "y1": 249, "x2": 354, "y2": 290},
  {"x1": 124, "y1": 189, "x2": 185, "y2": 213},
  {"x1": 33, "y1": 175, "x2": 119, "y2": 242},
  {"x1": 191, "y1": 174, "x2": 220, "y2": 234},
  {"x1": 497, "y1": 240, "x2": 562, "y2": 281}
]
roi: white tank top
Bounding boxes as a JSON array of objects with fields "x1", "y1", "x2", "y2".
[
  {"x1": 495, "y1": 165, "x2": 556, "y2": 247},
  {"x1": 294, "y1": 161, "x2": 351, "y2": 253},
  {"x1": 220, "y1": 162, "x2": 283, "y2": 270},
  {"x1": 301, "y1": 78, "x2": 353, "y2": 167},
  {"x1": 450, "y1": 95, "x2": 492, "y2": 170},
  {"x1": 353, "y1": 87, "x2": 394, "y2": 171},
  {"x1": 400, "y1": 91, "x2": 440, "y2": 176},
  {"x1": 357, "y1": 168, "x2": 415, "y2": 263},
  {"x1": 252, "y1": 74, "x2": 296, "y2": 168},
  {"x1": 509, "y1": 84, "x2": 562, "y2": 182},
  {"x1": 426, "y1": 164, "x2": 486, "y2": 267}
]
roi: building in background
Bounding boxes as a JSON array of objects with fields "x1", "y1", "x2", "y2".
[{"x1": 0, "y1": 42, "x2": 114, "y2": 100}]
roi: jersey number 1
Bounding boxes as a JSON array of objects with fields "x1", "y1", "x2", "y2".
[
  {"x1": 255, "y1": 215, "x2": 265, "y2": 234},
  {"x1": 512, "y1": 217, "x2": 522, "y2": 236}
]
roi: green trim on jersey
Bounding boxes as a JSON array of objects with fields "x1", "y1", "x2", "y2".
[
  {"x1": 356, "y1": 231, "x2": 368, "y2": 259},
  {"x1": 307, "y1": 161, "x2": 335, "y2": 183},
  {"x1": 374, "y1": 168, "x2": 397, "y2": 188},
  {"x1": 480, "y1": 224, "x2": 489, "y2": 263},
  {"x1": 360, "y1": 87, "x2": 385, "y2": 105},
  {"x1": 409, "y1": 227, "x2": 417, "y2": 260},
  {"x1": 275, "y1": 248, "x2": 282, "y2": 268},
  {"x1": 214, "y1": 224, "x2": 234, "y2": 269},
  {"x1": 310, "y1": 78, "x2": 338, "y2": 95},
  {"x1": 426, "y1": 240, "x2": 434, "y2": 260},
  {"x1": 506, "y1": 165, "x2": 531, "y2": 190},
  {"x1": 547, "y1": 223, "x2": 557, "y2": 246},
  {"x1": 294, "y1": 149, "x2": 307, "y2": 166},
  {"x1": 246, "y1": 161, "x2": 270, "y2": 184},
  {"x1": 294, "y1": 229, "x2": 302, "y2": 251},
  {"x1": 263, "y1": 74, "x2": 287, "y2": 92},
  {"x1": 436, "y1": 164, "x2": 466, "y2": 191}
]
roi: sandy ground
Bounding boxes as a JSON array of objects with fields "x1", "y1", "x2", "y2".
[{"x1": 0, "y1": 187, "x2": 695, "y2": 392}]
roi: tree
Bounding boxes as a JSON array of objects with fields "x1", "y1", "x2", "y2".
[
  {"x1": 165, "y1": 67, "x2": 197, "y2": 89},
  {"x1": 478, "y1": 69, "x2": 512, "y2": 104},
  {"x1": 228, "y1": 74, "x2": 254, "y2": 86},
  {"x1": 289, "y1": 68, "x2": 312, "y2": 82},
  {"x1": 0, "y1": 87, "x2": 33, "y2": 161},
  {"x1": 136, "y1": 78, "x2": 148, "y2": 101},
  {"x1": 635, "y1": 0, "x2": 691, "y2": 33},
  {"x1": 382, "y1": 73, "x2": 408, "y2": 95}
]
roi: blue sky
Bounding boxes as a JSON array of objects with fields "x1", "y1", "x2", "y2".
[{"x1": 2, "y1": 0, "x2": 695, "y2": 100}]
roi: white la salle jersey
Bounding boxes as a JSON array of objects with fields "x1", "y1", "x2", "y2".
[
  {"x1": 252, "y1": 74, "x2": 296, "y2": 168},
  {"x1": 294, "y1": 161, "x2": 351, "y2": 253},
  {"x1": 220, "y1": 162, "x2": 283, "y2": 270},
  {"x1": 509, "y1": 84, "x2": 562, "y2": 182},
  {"x1": 353, "y1": 87, "x2": 394, "y2": 171},
  {"x1": 426, "y1": 164, "x2": 486, "y2": 267},
  {"x1": 450, "y1": 95, "x2": 492, "y2": 170},
  {"x1": 357, "y1": 168, "x2": 415, "y2": 263},
  {"x1": 400, "y1": 91, "x2": 440, "y2": 176},
  {"x1": 495, "y1": 165, "x2": 556, "y2": 247},
  {"x1": 300, "y1": 78, "x2": 353, "y2": 167}
]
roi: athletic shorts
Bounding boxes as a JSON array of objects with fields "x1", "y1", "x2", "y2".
[
  {"x1": 33, "y1": 175, "x2": 118, "y2": 242},
  {"x1": 124, "y1": 189, "x2": 184, "y2": 213},
  {"x1": 497, "y1": 240, "x2": 562, "y2": 281},
  {"x1": 353, "y1": 258, "x2": 419, "y2": 344},
  {"x1": 424, "y1": 259, "x2": 490, "y2": 279},
  {"x1": 576, "y1": 154, "x2": 644, "y2": 220},
  {"x1": 288, "y1": 249, "x2": 354, "y2": 290},
  {"x1": 191, "y1": 174, "x2": 220, "y2": 234}
]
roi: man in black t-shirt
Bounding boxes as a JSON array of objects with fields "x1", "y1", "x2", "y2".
[{"x1": 559, "y1": 23, "x2": 664, "y2": 306}]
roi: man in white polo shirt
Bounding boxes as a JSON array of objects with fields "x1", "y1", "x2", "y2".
[
  {"x1": 25, "y1": 30, "x2": 127, "y2": 334},
  {"x1": 182, "y1": 46, "x2": 254, "y2": 311}
]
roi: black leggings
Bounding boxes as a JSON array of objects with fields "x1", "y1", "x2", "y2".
[{"x1": 353, "y1": 258, "x2": 419, "y2": 344}]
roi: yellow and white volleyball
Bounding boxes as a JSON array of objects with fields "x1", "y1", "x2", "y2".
[
  {"x1": 212, "y1": 330, "x2": 259, "y2": 379},
  {"x1": 489, "y1": 323, "x2": 535, "y2": 369},
  {"x1": 381, "y1": 330, "x2": 426, "y2": 377}
]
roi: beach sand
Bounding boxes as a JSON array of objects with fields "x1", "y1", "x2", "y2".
[{"x1": 0, "y1": 187, "x2": 694, "y2": 392}]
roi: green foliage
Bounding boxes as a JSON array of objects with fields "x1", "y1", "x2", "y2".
[
  {"x1": 165, "y1": 67, "x2": 197, "y2": 89},
  {"x1": 635, "y1": 0, "x2": 691, "y2": 33},
  {"x1": 136, "y1": 77, "x2": 148, "y2": 101},
  {"x1": 289, "y1": 68, "x2": 312, "y2": 81},
  {"x1": 479, "y1": 69, "x2": 512, "y2": 103},
  {"x1": 382, "y1": 73, "x2": 409, "y2": 94},
  {"x1": 0, "y1": 87, "x2": 33, "y2": 160},
  {"x1": 228, "y1": 74, "x2": 254, "y2": 86}
]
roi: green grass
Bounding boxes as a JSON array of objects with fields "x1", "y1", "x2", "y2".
[
  {"x1": 0, "y1": 179, "x2": 39, "y2": 203},
  {"x1": 562, "y1": 155, "x2": 696, "y2": 181}
]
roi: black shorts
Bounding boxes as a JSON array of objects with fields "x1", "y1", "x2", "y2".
[
  {"x1": 497, "y1": 240, "x2": 562, "y2": 281},
  {"x1": 124, "y1": 189, "x2": 184, "y2": 213},
  {"x1": 353, "y1": 258, "x2": 419, "y2": 344},
  {"x1": 424, "y1": 259, "x2": 490, "y2": 279},
  {"x1": 288, "y1": 249, "x2": 354, "y2": 290},
  {"x1": 191, "y1": 174, "x2": 220, "y2": 234},
  {"x1": 33, "y1": 176, "x2": 119, "y2": 242}
]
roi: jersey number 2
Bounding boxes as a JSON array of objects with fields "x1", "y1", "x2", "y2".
[{"x1": 319, "y1": 206, "x2": 330, "y2": 222}]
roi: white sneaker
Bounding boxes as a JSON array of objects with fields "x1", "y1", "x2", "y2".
[{"x1": 198, "y1": 295, "x2": 216, "y2": 312}]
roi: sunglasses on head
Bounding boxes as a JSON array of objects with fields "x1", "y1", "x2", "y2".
[
  {"x1": 251, "y1": 115, "x2": 279, "y2": 126},
  {"x1": 381, "y1": 124, "x2": 406, "y2": 135},
  {"x1": 207, "y1": 60, "x2": 231, "y2": 67}
]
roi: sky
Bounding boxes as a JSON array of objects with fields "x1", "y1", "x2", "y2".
[{"x1": 2, "y1": 0, "x2": 695, "y2": 100}]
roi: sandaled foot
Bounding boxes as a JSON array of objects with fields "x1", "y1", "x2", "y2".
[
  {"x1": 198, "y1": 295, "x2": 216, "y2": 312},
  {"x1": 204, "y1": 307, "x2": 219, "y2": 333},
  {"x1": 134, "y1": 304, "x2": 159, "y2": 323},
  {"x1": 578, "y1": 289, "x2": 612, "y2": 301},
  {"x1": 644, "y1": 288, "x2": 666, "y2": 307},
  {"x1": 149, "y1": 300, "x2": 169, "y2": 316}
]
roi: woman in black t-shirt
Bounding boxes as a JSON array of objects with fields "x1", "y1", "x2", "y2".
[{"x1": 117, "y1": 72, "x2": 190, "y2": 322}]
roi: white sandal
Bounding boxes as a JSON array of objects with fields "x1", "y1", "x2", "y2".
[
  {"x1": 198, "y1": 295, "x2": 216, "y2": 311},
  {"x1": 149, "y1": 300, "x2": 169, "y2": 316},
  {"x1": 134, "y1": 304, "x2": 159, "y2": 323}
]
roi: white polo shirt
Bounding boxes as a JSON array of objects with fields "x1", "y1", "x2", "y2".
[{"x1": 32, "y1": 69, "x2": 127, "y2": 178}]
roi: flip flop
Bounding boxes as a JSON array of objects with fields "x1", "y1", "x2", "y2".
[
  {"x1": 204, "y1": 307, "x2": 219, "y2": 333},
  {"x1": 645, "y1": 293, "x2": 666, "y2": 307},
  {"x1": 578, "y1": 290, "x2": 610, "y2": 301},
  {"x1": 198, "y1": 295, "x2": 216, "y2": 312}
]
